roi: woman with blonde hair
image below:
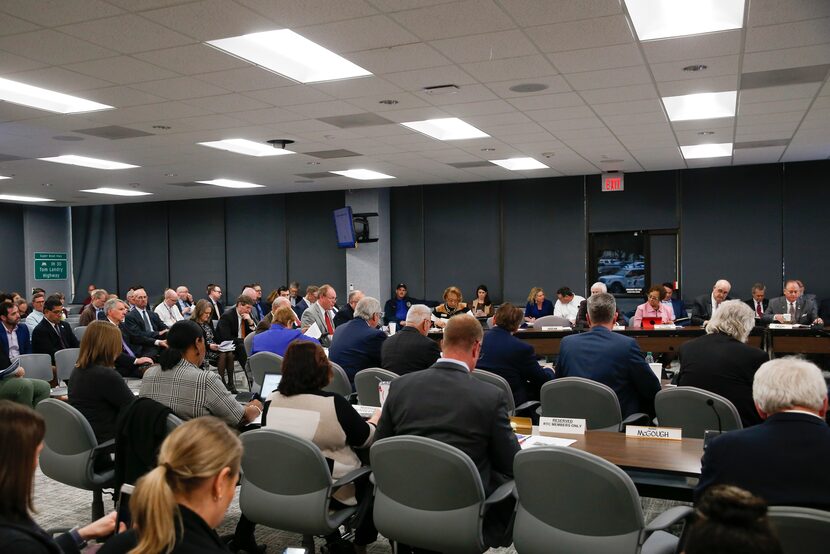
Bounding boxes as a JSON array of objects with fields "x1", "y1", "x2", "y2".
[
  {"x1": 99, "y1": 416, "x2": 242, "y2": 554},
  {"x1": 524, "y1": 287, "x2": 553, "y2": 322}
]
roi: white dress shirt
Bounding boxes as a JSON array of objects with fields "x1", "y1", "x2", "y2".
[
  {"x1": 24, "y1": 310, "x2": 43, "y2": 334},
  {"x1": 155, "y1": 302, "x2": 183, "y2": 327},
  {"x1": 4, "y1": 324, "x2": 20, "y2": 361},
  {"x1": 554, "y1": 295, "x2": 585, "y2": 323}
]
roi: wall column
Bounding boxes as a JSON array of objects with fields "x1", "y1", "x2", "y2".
[{"x1": 345, "y1": 188, "x2": 390, "y2": 304}]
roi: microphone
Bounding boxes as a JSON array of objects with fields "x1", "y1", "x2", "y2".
[{"x1": 706, "y1": 398, "x2": 722, "y2": 434}]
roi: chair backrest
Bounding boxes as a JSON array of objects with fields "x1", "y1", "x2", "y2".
[
  {"x1": 655, "y1": 386, "x2": 743, "y2": 439},
  {"x1": 370, "y1": 436, "x2": 487, "y2": 553},
  {"x1": 533, "y1": 315, "x2": 572, "y2": 328},
  {"x1": 540, "y1": 377, "x2": 622, "y2": 430},
  {"x1": 513, "y1": 446, "x2": 645, "y2": 553},
  {"x1": 240, "y1": 429, "x2": 346, "y2": 536},
  {"x1": 323, "y1": 361, "x2": 352, "y2": 398},
  {"x1": 768, "y1": 506, "x2": 830, "y2": 554},
  {"x1": 166, "y1": 413, "x2": 184, "y2": 433},
  {"x1": 354, "y1": 367, "x2": 399, "y2": 407},
  {"x1": 18, "y1": 353, "x2": 53, "y2": 382},
  {"x1": 472, "y1": 369, "x2": 516, "y2": 415},
  {"x1": 66, "y1": 319, "x2": 80, "y2": 330},
  {"x1": 73, "y1": 325, "x2": 87, "y2": 342},
  {"x1": 36, "y1": 399, "x2": 102, "y2": 490},
  {"x1": 247, "y1": 351, "x2": 282, "y2": 393},
  {"x1": 243, "y1": 332, "x2": 255, "y2": 356},
  {"x1": 55, "y1": 347, "x2": 80, "y2": 382},
  {"x1": 66, "y1": 304, "x2": 84, "y2": 315}
]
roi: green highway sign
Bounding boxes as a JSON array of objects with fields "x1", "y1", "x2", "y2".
[{"x1": 34, "y1": 252, "x2": 67, "y2": 280}]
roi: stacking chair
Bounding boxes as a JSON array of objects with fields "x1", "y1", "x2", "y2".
[
  {"x1": 533, "y1": 315, "x2": 572, "y2": 328},
  {"x1": 246, "y1": 351, "x2": 282, "y2": 394},
  {"x1": 239, "y1": 429, "x2": 370, "y2": 551},
  {"x1": 17, "y1": 353, "x2": 53, "y2": 382},
  {"x1": 36, "y1": 399, "x2": 116, "y2": 520},
  {"x1": 243, "y1": 332, "x2": 255, "y2": 357},
  {"x1": 472, "y1": 369, "x2": 539, "y2": 416},
  {"x1": 370, "y1": 436, "x2": 515, "y2": 553},
  {"x1": 55, "y1": 347, "x2": 80, "y2": 383},
  {"x1": 768, "y1": 506, "x2": 830, "y2": 554},
  {"x1": 654, "y1": 386, "x2": 742, "y2": 438},
  {"x1": 73, "y1": 325, "x2": 87, "y2": 342},
  {"x1": 354, "y1": 367, "x2": 399, "y2": 407},
  {"x1": 323, "y1": 361, "x2": 353, "y2": 399},
  {"x1": 539, "y1": 377, "x2": 650, "y2": 431},
  {"x1": 513, "y1": 446, "x2": 693, "y2": 553}
]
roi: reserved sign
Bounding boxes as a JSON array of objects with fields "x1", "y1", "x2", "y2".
[
  {"x1": 539, "y1": 417, "x2": 586, "y2": 435},
  {"x1": 625, "y1": 425, "x2": 682, "y2": 441}
]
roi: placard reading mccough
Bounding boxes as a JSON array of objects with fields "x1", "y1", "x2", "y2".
[
  {"x1": 539, "y1": 417, "x2": 586, "y2": 435},
  {"x1": 625, "y1": 425, "x2": 682, "y2": 441}
]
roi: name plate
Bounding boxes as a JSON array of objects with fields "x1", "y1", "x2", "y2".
[
  {"x1": 653, "y1": 324, "x2": 676, "y2": 330},
  {"x1": 539, "y1": 417, "x2": 586, "y2": 435},
  {"x1": 625, "y1": 425, "x2": 682, "y2": 441},
  {"x1": 541, "y1": 326, "x2": 571, "y2": 331},
  {"x1": 768, "y1": 323, "x2": 795, "y2": 329}
]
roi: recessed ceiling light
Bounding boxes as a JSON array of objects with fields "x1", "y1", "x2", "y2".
[
  {"x1": 0, "y1": 194, "x2": 54, "y2": 202},
  {"x1": 0, "y1": 77, "x2": 113, "y2": 114},
  {"x1": 401, "y1": 118, "x2": 489, "y2": 141},
  {"x1": 0, "y1": 175, "x2": 11, "y2": 180},
  {"x1": 198, "y1": 139, "x2": 295, "y2": 157},
  {"x1": 307, "y1": 162, "x2": 321, "y2": 165},
  {"x1": 490, "y1": 157, "x2": 549, "y2": 171},
  {"x1": 39, "y1": 155, "x2": 139, "y2": 170},
  {"x1": 330, "y1": 169, "x2": 395, "y2": 180},
  {"x1": 697, "y1": 131, "x2": 715, "y2": 136},
  {"x1": 481, "y1": 148, "x2": 496, "y2": 152},
  {"x1": 683, "y1": 64, "x2": 708, "y2": 72},
  {"x1": 196, "y1": 179, "x2": 265, "y2": 189},
  {"x1": 509, "y1": 83, "x2": 548, "y2": 93},
  {"x1": 152, "y1": 125, "x2": 171, "y2": 130},
  {"x1": 680, "y1": 143, "x2": 733, "y2": 159},
  {"x1": 378, "y1": 99, "x2": 399, "y2": 105},
  {"x1": 625, "y1": 0, "x2": 745, "y2": 41},
  {"x1": 422, "y1": 84, "x2": 459, "y2": 96},
  {"x1": 662, "y1": 91, "x2": 736, "y2": 121},
  {"x1": 80, "y1": 187, "x2": 153, "y2": 197},
  {"x1": 206, "y1": 29, "x2": 371, "y2": 84}
]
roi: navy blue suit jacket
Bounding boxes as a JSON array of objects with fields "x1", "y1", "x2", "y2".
[
  {"x1": 696, "y1": 412, "x2": 830, "y2": 510},
  {"x1": 556, "y1": 326, "x2": 660, "y2": 417},
  {"x1": 477, "y1": 326, "x2": 554, "y2": 407},
  {"x1": 0, "y1": 324, "x2": 31, "y2": 359},
  {"x1": 328, "y1": 318, "x2": 386, "y2": 382}
]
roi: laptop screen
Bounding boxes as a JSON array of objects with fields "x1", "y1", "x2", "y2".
[
  {"x1": 261, "y1": 372, "x2": 282, "y2": 396},
  {"x1": 642, "y1": 316, "x2": 662, "y2": 329}
]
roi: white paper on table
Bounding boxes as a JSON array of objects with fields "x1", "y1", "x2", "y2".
[
  {"x1": 305, "y1": 322, "x2": 322, "y2": 339},
  {"x1": 517, "y1": 434, "x2": 577, "y2": 449}
]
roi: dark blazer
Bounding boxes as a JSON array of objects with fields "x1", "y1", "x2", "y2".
[
  {"x1": 574, "y1": 299, "x2": 627, "y2": 329},
  {"x1": 124, "y1": 308, "x2": 168, "y2": 358},
  {"x1": 376, "y1": 360, "x2": 520, "y2": 496},
  {"x1": 380, "y1": 326, "x2": 441, "y2": 376},
  {"x1": 31, "y1": 318, "x2": 80, "y2": 364},
  {"x1": 763, "y1": 296, "x2": 820, "y2": 325},
  {"x1": 114, "y1": 322, "x2": 141, "y2": 378},
  {"x1": 293, "y1": 298, "x2": 310, "y2": 318},
  {"x1": 215, "y1": 309, "x2": 256, "y2": 344},
  {"x1": 68, "y1": 364, "x2": 135, "y2": 443},
  {"x1": 0, "y1": 324, "x2": 31, "y2": 359},
  {"x1": 677, "y1": 332, "x2": 768, "y2": 427},
  {"x1": 820, "y1": 298, "x2": 830, "y2": 323},
  {"x1": 691, "y1": 293, "x2": 732, "y2": 326},
  {"x1": 328, "y1": 318, "x2": 386, "y2": 382},
  {"x1": 332, "y1": 304, "x2": 355, "y2": 328},
  {"x1": 744, "y1": 298, "x2": 769, "y2": 318},
  {"x1": 477, "y1": 326, "x2": 554, "y2": 407},
  {"x1": 0, "y1": 514, "x2": 81, "y2": 554},
  {"x1": 696, "y1": 412, "x2": 830, "y2": 510},
  {"x1": 524, "y1": 299, "x2": 554, "y2": 319},
  {"x1": 556, "y1": 326, "x2": 661, "y2": 418}
]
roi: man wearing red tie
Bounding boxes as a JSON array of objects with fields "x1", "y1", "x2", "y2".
[
  {"x1": 300, "y1": 284, "x2": 337, "y2": 347},
  {"x1": 745, "y1": 283, "x2": 768, "y2": 319}
]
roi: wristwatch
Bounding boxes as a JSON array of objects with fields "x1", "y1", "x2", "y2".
[{"x1": 69, "y1": 527, "x2": 88, "y2": 550}]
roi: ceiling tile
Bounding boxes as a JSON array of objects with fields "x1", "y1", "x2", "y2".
[
  {"x1": 383, "y1": 65, "x2": 476, "y2": 91},
  {"x1": 732, "y1": 145, "x2": 786, "y2": 165},
  {"x1": 548, "y1": 44, "x2": 643, "y2": 73},
  {"x1": 539, "y1": 116, "x2": 606, "y2": 132},
  {"x1": 0, "y1": 29, "x2": 115, "y2": 65},
  {"x1": 0, "y1": 51, "x2": 47, "y2": 74},
  {"x1": 77, "y1": 86, "x2": 169, "y2": 107},
  {"x1": 58, "y1": 14, "x2": 194, "y2": 54},
  {"x1": 347, "y1": 92, "x2": 431, "y2": 112},
  {"x1": 140, "y1": 0, "x2": 275, "y2": 41},
  {"x1": 300, "y1": 15, "x2": 420, "y2": 53},
  {"x1": 311, "y1": 77, "x2": 403, "y2": 99},
  {"x1": 5, "y1": 66, "x2": 114, "y2": 91},
  {"x1": 498, "y1": 0, "x2": 621, "y2": 27},
  {"x1": 244, "y1": 85, "x2": 334, "y2": 106},
  {"x1": 642, "y1": 31, "x2": 742, "y2": 64},
  {"x1": 183, "y1": 93, "x2": 272, "y2": 113},
  {"x1": 194, "y1": 67, "x2": 295, "y2": 92},
  {"x1": 526, "y1": 105, "x2": 596, "y2": 122},
  {"x1": 162, "y1": 113, "x2": 248, "y2": 131},
  {"x1": 748, "y1": 0, "x2": 830, "y2": 27},
  {"x1": 0, "y1": 0, "x2": 123, "y2": 26},
  {"x1": 657, "y1": 75, "x2": 739, "y2": 97},
  {"x1": 487, "y1": 75, "x2": 572, "y2": 98},
  {"x1": 231, "y1": 106, "x2": 303, "y2": 125},
  {"x1": 566, "y1": 65, "x2": 651, "y2": 91},
  {"x1": 650, "y1": 55, "x2": 740, "y2": 83},
  {"x1": 134, "y1": 43, "x2": 250, "y2": 75},
  {"x1": 238, "y1": 0, "x2": 378, "y2": 27},
  {"x1": 745, "y1": 18, "x2": 830, "y2": 52},
  {"x1": 65, "y1": 56, "x2": 179, "y2": 85},
  {"x1": 0, "y1": 13, "x2": 40, "y2": 36},
  {"x1": 593, "y1": 98, "x2": 663, "y2": 116},
  {"x1": 739, "y1": 82, "x2": 822, "y2": 103},
  {"x1": 288, "y1": 100, "x2": 367, "y2": 118},
  {"x1": 579, "y1": 84, "x2": 658, "y2": 104},
  {"x1": 526, "y1": 15, "x2": 633, "y2": 53},
  {"x1": 742, "y1": 44, "x2": 830, "y2": 73},
  {"x1": 416, "y1": 83, "x2": 498, "y2": 105},
  {"x1": 349, "y1": 43, "x2": 452, "y2": 74},
  {"x1": 429, "y1": 29, "x2": 537, "y2": 64},
  {"x1": 739, "y1": 98, "x2": 813, "y2": 116},
  {"x1": 507, "y1": 92, "x2": 585, "y2": 111},
  {"x1": 462, "y1": 55, "x2": 557, "y2": 82},
  {"x1": 132, "y1": 76, "x2": 230, "y2": 100},
  {"x1": 390, "y1": 0, "x2": 515, "y2": 41}
]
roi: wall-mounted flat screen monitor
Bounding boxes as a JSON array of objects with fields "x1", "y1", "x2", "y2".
[
  {"x1": 590, "y1": 231, "x2": 646, "y2": 295},
  {"x1": 333, "y1": 206, "x2": 356, "y2": 249}
]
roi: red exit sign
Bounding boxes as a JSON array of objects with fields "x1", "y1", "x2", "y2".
[{"x1": 602, "y1": 173, "x2": 624, "y2": 192}]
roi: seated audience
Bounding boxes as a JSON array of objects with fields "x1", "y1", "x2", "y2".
[
  {"x1": 695, "y1": 357, "x2": 830, "y2": 509},
  {"x1": 140, "y1": 320, "x2": 262, "y2": 427},
  {"x1": 256, "y1": 295, "x2": 300, "y2": 332},
  {"x1": 556, "y1": 293, "x2": 660, "y2": 418},
  {"x1": 381, "y1": 304, "x2": 441, "y2": 375},
  {"x1": 81, "y1": 283, "x2": 96, "y2": 306},
  {"x1": 477, "y1": 303, "x2": 554, "y2": 408},
  {"x1": 383, "y1": 283, "x2": 417, "y2": 326},
  {"x1": 684, "y1": 485, "x2": 783, "y2": 554},
  {"x1": 98, "y1": 417, "x2": 242, "y2": 554},
  {"x1": 629, "y1": 285, "x2": 674, "y2": 328},
  {"x1": 32, "y1": 294, "x2": 80, "y2": 365},
  {"x1": 24, "y1": 292, "x2": 45, "y2": 334},
  {"x1": 204, "y1": 284, "x2": 224, "y2": 321},
  {"x1": 691, "y1": 279, "x2": 732, "y2": 326},
  {"x1": 0, "y1": 400, "x2": 120, "y2": 553},
  {"x1": 553, "y1": 287, "x2": 585, "y2": 325},
  {"x1": 288, "y1": 281, "x2": 300, "y2": 307},
  {"x1": 329, "y1": 297, "x2": 387, "y2": 382},
  {"x1": 762, "y1": 279, "x2": 823, "y2": 326},
  {"x1": 677, "y1": 300, "x2": 768, "y2": 427},
  {"x1": 79, "y1": 288, "x2": 108, "y2": 326},
  {"x1": 249, "y1": 283, "x2": 266, "y2": 321},
  {"x1": 124, "y1": 287, "x2": 168, "y2": 359},
  {"x1": 744, "y1": 282, "x2": 768, "y2": 320},
  {"x1": 14, "y1": 297, "x2": 28, "y2": 318},
  {"x1": 293, "y1": 285, "x2": 318, "y2": 319},
  {"x1": 524, "y1": 286, "x2": 553, "y2": 322},
  {"x1": 300, "y1": 284, "x2": 337, "y2": 347},
  {"x1": 124, "y1": 287, "x2": 137, "y2": 311},
  {"x1": 104, "y1": 298, "x2": 154, "y2": 378},
  {"x1": 190, "y1": 300, "x2": 236, "y2": 393},
  {"x1": 154, "y1": 288, "x2": 184, "y2": 328},
  {"x1": 252, "y1": 305, "x2": 319, "y2": 357},
  {"x1": 176, "y1": 285, "x2": 194, "y2": 318},
  {"x1": 0, "y1": 302, "x2": 49, "y2": 409},
  {"x1": 1, "y1": 299, "x2": 31, "y2": 361},
  {"x1": 662, "y1": 282, "x2": 688, "y2": 324},
  {"x1": 432, "y1": 286, "x2": 469, "y2": 327},
  {"x1": 333, "y1": 289, "x2": 364, "y2": 328},
  {"x1": 68, "y1": 321, "x2": 135, "y2": 443},
  {"x1": 575, "y1": 282, "x2": 627, "y2": 328},
  {"x1": 470, "y1": 284, "x2": 493, "y2": 317},
  {"x1": 215, "y1": 294, "x2": 257, "y2": 370},
  {"x1": 240, "y1": 287, "x2": 261, "y2": 323}
]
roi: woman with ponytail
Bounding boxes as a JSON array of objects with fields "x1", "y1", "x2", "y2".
[
  {"x1": 100, "y1": 416, "x2": 242, "y2": 554},
  {"x1": 139, "y1": 320, "x2": 262, "y2": 427}
]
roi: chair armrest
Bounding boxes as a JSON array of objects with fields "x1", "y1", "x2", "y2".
[
  {"x1": 644, "y1": 505, "x2": 694, "y2": 533},
  {"x1": 331, "y1": 466, "x2": 372, "y2": 490},
  {"x1": 618, "y1": 412, "x2": 651, "y2": 432},
  {"x1": 480, "y1": 480, "x2": 515, "y2": 516},
  {"x1": 91, "y1": 438, "x2": 116, "y2": 457},
  {"x1": 515, "y1": 400, "x2": 540, "y2": 413}
]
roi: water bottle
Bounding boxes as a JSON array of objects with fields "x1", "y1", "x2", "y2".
[{"x1": 645, "y1": 352, "x2": 654, "y2": 364}]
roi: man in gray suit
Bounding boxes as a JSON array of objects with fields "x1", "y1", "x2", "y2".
[
  {"x1": 300, "y1": 284, "x2": 337, "y2": 347},
  {"x1": 376, "y1": 315, "x2": 519, "y2": 546},
  {"x1": 764, "y1": 280, "x2": 823, "y2": 326}
]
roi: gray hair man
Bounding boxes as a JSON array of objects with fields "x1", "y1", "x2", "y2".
[
  {"x1": 79, "y1": 288, "x2": 109, "y2": 326},
  {"x1": 575, "y1": 281, "x2": 622, "y2": 328},
  {"x1": 328, "y1": 296, "x2": 387, "y2": 383},
  {"x1": 691, "y1": 279, "x2": 732, "y2": 326},
  {"x1": 381, "y1": 304, "x2": 441, "y2": 375},
  {"x1": 334, "y1": 289, "x2": 364, "y2": 328}
]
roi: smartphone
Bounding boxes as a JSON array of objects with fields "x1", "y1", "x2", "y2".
[{"x1": 115, "y1": 483, "x2": 134, "y2": 533}]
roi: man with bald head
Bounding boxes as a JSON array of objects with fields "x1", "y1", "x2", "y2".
[
  {"x1": 154, "y1": 289, "x2": 184, "y2": 327},
  {"x1": 691, "y1": 279, "x2": 732, "y2": 326},
  {"x1": 175, "y1": 285, "x2": 193, "y2": 317}
]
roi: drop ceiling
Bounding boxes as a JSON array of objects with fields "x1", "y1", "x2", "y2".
[{"x1": 0, "y1": 0, "x2": 827, "y2": 205}]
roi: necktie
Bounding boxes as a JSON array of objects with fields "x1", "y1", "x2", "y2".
[
  {"x1": 324, "y1": 312, "x2": 334, "y2": 335},
  {"x1": 122, "y1": 335, "x2": 135, "y2": 357},
  {"x1": 756, "y1": 302, "x2": 763, "y2": 317},
  {"x1": 142, "y1": 310, "x2": 152, "y2": 332},
  {"x1": 240, "y1": 318, "x2": 247, "y2": 338},
  {"x1": 55, "y1": 324, "x2": 66, "y2": 348},
  {"x1": 789, "y1": 303, "x2": 796, "y2": 320}
]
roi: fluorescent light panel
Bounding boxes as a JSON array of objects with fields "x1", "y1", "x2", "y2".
[
  {"x1": 330, "y1": 169, "x2": 395, "y2": 180},
  {"x1": 490, "y1": 157, "x2": 549, "y2": 171},
  {"x1": 625, "y1": 0, "x2": 745, "y2": 41},
  {"x1": 0, "y1": 77, "x2": 114, "y2": 114},
  {"x1": 400, "y1": 118, "x2": 489, "y2": 141},
  {"x1": 680, "y1": 143, "x2": 733, "y2": 159},
  {"x1": 198, "y1": 139, "x2": 295, "y2": 157},
  {"x1": 0, "y1": 175, "x2": 11, "y2": 180},
  {"x1": 207, "y1": 29, "x2": 371, "y2": 84},
  {"x1": 0, "y1": 194, "x2": 53, "y2": 202},
  {"x1": 81, "y1": 187, "x2": 152, "y2": 197},
  {"x1": 662, "y1": 91, "x2": 736, "y2": 121},
  {"x1": 196, "y1": 179, "x2": 265, "y2": 189},
  {"x1": 39, "y1": 155, "x2": 139, "y2": 170}
]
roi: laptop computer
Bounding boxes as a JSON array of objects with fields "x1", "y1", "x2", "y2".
[
  {"x1": 642, "y1": 316, "x2": 662, "y2": 329},
  {"x1": 260, "y1": 372, "x2": 282, "y2": 396}
]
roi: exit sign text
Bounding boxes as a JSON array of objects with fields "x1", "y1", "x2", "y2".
[{"x1": 602, "y1": 173, "x2": 624, "y2": 192}]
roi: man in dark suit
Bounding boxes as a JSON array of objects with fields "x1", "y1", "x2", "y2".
[
  {"x1": 556, "y1": 292, "x2": 660, "y2": 418},
  {"x1": 216, "y1": 294, "x2": 257, "y2": 371},
  {"x1": 123, "y1": 287, "x2": 168, "y2": 359},
  {"x1": 31, "y1": 294, "x2": 80, "y2": 365},
  {"x1": 204, "y1": 283, "x2": 225, "y2": 321},
  {"x1": 662, "y1": 282, "x2": 688, "y2": 326},
  {"x1": 677, "y1": 300, "x2": 769, "y2": 427},
  {"x1": 574, "y1": 282, "x2": 627, "y2": 329},
  {"x1": 381, "y1": 304, "x2": 441, "y2": 375},
  {"x1": 328, "y1": 296, "x2": 386, "y2": 383},
  {"x1": 376, "y1": 315, "x2": 519, "y2": 547},
  {"x1": 696, "y1": 357, "x2": 830, "y2": 510},
  {"x1": 820, "y1": 298, "x2": 830, "y2": 324},
  {"x1": 743, "y1": 282, "x2": 769, "y2": 320},
  {"x1": 0, "y1": 300, "x2": 32, "y2": 361},
  {"x1": 176, "y1": 285, "x2": 194, "y2": 318},
  {"x1": 333, "y1": 290, "x2": 363, "y2": 328},
  {"x1": 292, "y1": 285, "x2": 318, "y2": 319},
  {"x1": 763, "y1": 279, "x2": 823, "y2": 326},
  {"x1": 691, "y1": 279, "x2": 732, "y2": 326},
  {"x1": 104, "y1": 298, "x2": 153, "y2": 378},
  {"x1": 0, "y1": 301, "x2": 49, "y2": 407}
]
